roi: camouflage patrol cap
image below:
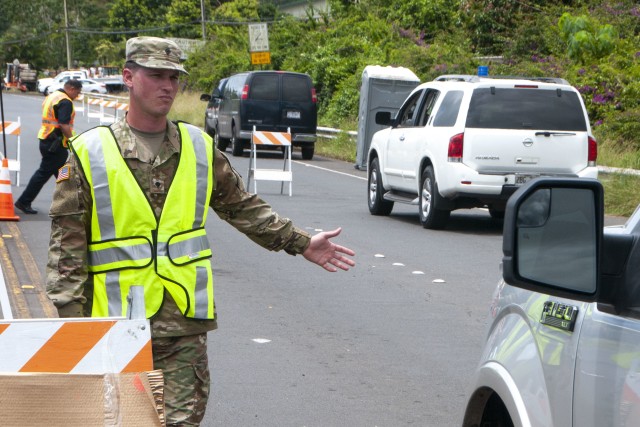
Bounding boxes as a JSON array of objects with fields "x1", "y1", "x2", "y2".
[{"x1": 125, "y1": 36, "x2": 188, "y2": 74}]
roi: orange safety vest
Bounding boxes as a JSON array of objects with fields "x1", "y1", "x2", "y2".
[{"x1": 37, "y1": 90, "x2": 75, "y2": 143}]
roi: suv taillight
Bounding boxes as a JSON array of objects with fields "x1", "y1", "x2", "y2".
[
  {"x1": 311, "y1": 88, "x2": 317, "y2": 103},
  {"x1": 588, "y1": 136, "x2": 597, "y2": 165},
  {"x1": 241, "y1": 84, "x2": 249, "y2": 100},
  {"x1": 448, "y1": 133, "x2": 464, "y2": 162}
]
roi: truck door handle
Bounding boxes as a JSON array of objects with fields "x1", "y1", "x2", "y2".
[{"x1": 399, "y1": 135, "x2": 405, "y2": 141}]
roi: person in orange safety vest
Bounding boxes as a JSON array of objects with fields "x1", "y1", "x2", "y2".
[{"x1": 14, "y1": 78, "x2": 82, "y2": 214}]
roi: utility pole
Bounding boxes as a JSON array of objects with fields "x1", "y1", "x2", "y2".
[
  {"x1": 200, "y1": 0, "x2": 206, "y2": 41},
  {"x1": 64, "y1": 0, "x2": 72, "y2": 69}
]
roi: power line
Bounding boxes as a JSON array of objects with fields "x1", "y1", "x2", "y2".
[{"x1": 0, "y1": 18, "x2": 288, "y2": 46}]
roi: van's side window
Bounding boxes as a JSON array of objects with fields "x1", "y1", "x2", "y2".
[
  {"x1": 283, "y1": 75, "x2": 311, "y2": 102},
  {"x1": 250, "y1": 74, "x2": 279, "y2": 101}
]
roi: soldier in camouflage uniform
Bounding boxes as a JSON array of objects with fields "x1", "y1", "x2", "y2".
[{"x1": 46, "y1": 36, "x2": 355, "y2": 426}]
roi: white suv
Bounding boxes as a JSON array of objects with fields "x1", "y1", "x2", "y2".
[
  {"x1": 367, "y1": 75, "x2": 598, "y2": 229},
  {"x1": 463, "y1": 177, "x2": 640, "y2": 427}
]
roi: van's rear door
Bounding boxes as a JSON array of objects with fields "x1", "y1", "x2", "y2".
[
  {"x1": 280, "y1": 73, "x2": 317, "y2": 135},
  {"x1": 243, "y1": 73, "x2": 280, "y2": 133},
  {"x1": 462, "y1": 85, "x2": 591, "y2": 175}
]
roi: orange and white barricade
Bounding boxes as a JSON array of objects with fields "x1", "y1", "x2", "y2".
[
  {"x1": 0, "y1": 118, "x2": 22, "y2": 186},
  {"x1": 247, "y1": 127, "x2": 293, "y2": 196},
  {"x1": 86, "y1": 96, "x2": 129, "y2": 125},
  {"x1": 0, "y1": 286, "x2": 152, "y2": 374}
]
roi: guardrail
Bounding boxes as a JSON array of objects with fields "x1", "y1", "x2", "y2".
[
  {"x1": 316, "y1": 126, "x2": 639, "y2": 177},
  {"x1": 317, "y1": 126, "x2": 357, "y2": 140}
]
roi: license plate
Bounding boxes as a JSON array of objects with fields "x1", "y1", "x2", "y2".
[
  {"x1": 515, "y1": 174, "x2": 538, "y2": 185},
  {"x1": 286, "y1": 111, "x2": 301, "y2": 119}
]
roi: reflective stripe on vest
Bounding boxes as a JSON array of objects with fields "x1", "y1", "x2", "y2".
[
  {"x1": 37, "y1": 91, "x2": 75, "y2": 140},
  {"x1": 70, "y1": 123, "x2": 215, "y2": 319}
]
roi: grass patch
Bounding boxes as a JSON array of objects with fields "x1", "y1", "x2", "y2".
[
  {"x1": 315, "y1": 132, "x2": 357, "y2": 162},
  {"x1": 600, "y1": 173, "x2": 640, "y2": 218},
  {"x1": 170, "y1": 90, "x2": 205, "y2": 127}
]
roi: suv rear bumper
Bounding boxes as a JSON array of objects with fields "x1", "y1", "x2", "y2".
[{"x1": 438, "y1": 165, "x2": 599, "y2": 199}]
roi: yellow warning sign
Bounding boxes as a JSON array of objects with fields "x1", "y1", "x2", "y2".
[{"x1": 251, "y1": 51, "x2": 271, "y2": 65}]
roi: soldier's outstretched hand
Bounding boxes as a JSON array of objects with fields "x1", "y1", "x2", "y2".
[{"x1": 303, "y1": 227, "x2": 355, "y2": 272}]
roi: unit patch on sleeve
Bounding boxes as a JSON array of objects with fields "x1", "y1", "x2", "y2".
[{"x1": 56, "y1": 164, "x2": 71, "y2": 183}]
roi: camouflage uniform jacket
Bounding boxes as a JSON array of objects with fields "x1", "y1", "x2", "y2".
[{"x1": 46, "y1": 118, "x2": 311, "y2": 337}]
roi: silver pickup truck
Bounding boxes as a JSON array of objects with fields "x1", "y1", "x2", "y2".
[{"x1": 463, "y1": 177, "x2": 640, "y2": 427}]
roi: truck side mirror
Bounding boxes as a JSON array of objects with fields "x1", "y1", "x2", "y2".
[
  {"x1": 502, "y1": 178, "x2": 604, "y2": 301},
  {"x1": 200, "y1": 94, "x2": 211, "y2": 102},
  {"x1": 375, "y1": 111, "x2": 392, "y2": 126}
]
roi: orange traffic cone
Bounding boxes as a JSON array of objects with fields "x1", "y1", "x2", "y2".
[{"x1": 0, "y1": 158, "x2": 20, "y2": 221}]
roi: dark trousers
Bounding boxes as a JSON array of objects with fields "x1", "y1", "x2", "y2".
[{"x1": 17, "y1": 139, "x2": 69, "y2": 206}]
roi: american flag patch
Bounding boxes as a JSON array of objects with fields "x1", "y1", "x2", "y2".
[{"x1": 56, "y1": 164, "x2": 71, "y2": 182}]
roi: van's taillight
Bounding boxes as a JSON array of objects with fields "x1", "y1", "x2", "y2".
[
  {"x1": 448, "y1": 133, "x2": 464, "y2": 162},
  {"x1": 241, "y1": 84, "x2": 249, "y2": 100},
  {"x1": 588, "y1": 136, "x2": 597, "y2": 165},
  {"x1": 311, "y1": 88, "x2": 317, "y2": 103}
]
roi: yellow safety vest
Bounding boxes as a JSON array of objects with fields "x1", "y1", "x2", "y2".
[
  {"x1": 70, "y1": 123, "x2": 216, "y2": 319},
  {"x1": 37, "y1": 90, "x2": 75, "y2": 142}
]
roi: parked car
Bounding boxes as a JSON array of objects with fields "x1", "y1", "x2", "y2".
[
  {"x1": 200, "y1": 71, "x2": 318, "y2": 159},
  {"x1": 37, "y1": 70, "x2": 88, "y2": 94},
  {"x1": 45, "y1": 78, "x2": 107, "y2": 95},
  {"x1": 463, "y1": 177, "x2": 640, "y2": 427},
  {"x1": 367, "y1": 75, "x2": 598, "y2": 229}
]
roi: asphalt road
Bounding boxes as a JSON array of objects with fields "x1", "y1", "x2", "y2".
[{"x1": 1, "y1": 91, "x2": 511, "y2": 426}]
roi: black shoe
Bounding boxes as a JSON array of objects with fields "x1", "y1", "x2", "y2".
[{"x1": 15, "y1": 201, "x2": 38, "y2": 214}]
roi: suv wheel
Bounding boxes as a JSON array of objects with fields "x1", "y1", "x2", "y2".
[
  {"x1": 230, "y1": 126, "x2": 243, "y2": 157},
  {"x1": 368, "y1": 158, "x2": 394, "y2": 215},
  {"x1": 419, "y1": 166, "x2": 449, "y2": 229},
  {"x1": 301, "y1": 145, "x2": 314, "y2": 160}
]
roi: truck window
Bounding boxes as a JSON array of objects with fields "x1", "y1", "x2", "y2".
[
  {"x1": 466, "y1": 88, "x2": 588, "y2": 131},
  {"x1": 283, "y1": 75, "x2": 311, "y2": 102},
  {"x1": 432, "y1": 90, "x2": 463, "y2": 127},
  {"x1": 249, "y1": 74, "x2": 279, "y2": 101}
]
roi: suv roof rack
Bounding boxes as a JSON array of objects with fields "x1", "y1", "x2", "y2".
[
  {"x1": 434, "y1": 75, "x2": 479, "y2": 82},
  {"x1": 483, "y1": 75, "x2": 570, "y2": 85},
  {"x1": 434, "y1": 74, "x2": 570, "y2": 85}
]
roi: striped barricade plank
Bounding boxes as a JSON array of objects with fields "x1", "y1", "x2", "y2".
[
  {"x1": 0, "y1": 121, "x2": 21, "y2": 136},
  {"x1": 252, "y1": 130, "x2": 292, "y2": 146},
  {"x1": 0, "y1": 317, "x2": 152, "y2": 373}
]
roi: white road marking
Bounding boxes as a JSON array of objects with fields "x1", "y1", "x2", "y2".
[{"x1": 296, "y1": 161, "x2": 367, "y2": 181}]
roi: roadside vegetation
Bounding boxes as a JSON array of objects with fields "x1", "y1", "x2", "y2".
[{"x1": 3, "y1": 0, "x2": 639, "y2": 216}]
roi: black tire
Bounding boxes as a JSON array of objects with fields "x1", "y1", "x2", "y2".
[
  {"x1": 419, "y1": 166, "x2": 450, "y2": 229},
  {"x1": 301, "y1": 145, "x2": 314, "y2": 160},
  {"x1": 489, "y1": 206, "x2": 505, "y2": 220},
  {"x1": 230, "y1": 126, "x2": 244, "y2": 157},
  {"x1": 214, "y1": 128, "x2": 229, "y2": 152},
  {"x1": 368, "y1": 158, "x2": 394, "y2": 215}
]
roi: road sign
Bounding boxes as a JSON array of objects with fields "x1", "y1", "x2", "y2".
[
  {"x1": 248, "y1": 23, "x2": 269, "y2": 52},
  {"x1": 250, "y1": 51, "x2": 271, "y2": 65}
]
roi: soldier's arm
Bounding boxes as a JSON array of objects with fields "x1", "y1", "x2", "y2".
[
  {"x1": 46, "y1": 155, "x2": 92, "y2": 317},
  {"x1": 210, "y1": 148, "x2": 311, "y2": 255}
]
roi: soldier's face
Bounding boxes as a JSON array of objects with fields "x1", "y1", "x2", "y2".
[{"x1": 125, "y1": 66, "x2": 179, "y2": 119}]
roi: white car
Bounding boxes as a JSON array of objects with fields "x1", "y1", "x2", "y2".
[
  {"x1": 37, "y1": 70, "x2": 88, "y2": 94},
  {"x1": 463, "y1": 177, "x2": 640, "y2": 427},
  {"x1": 44, "y1": 78, "x2": 107, "y2": 95},
  {"x1": 367, "y1": 75, "x2": 598, "y2": 229}
]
